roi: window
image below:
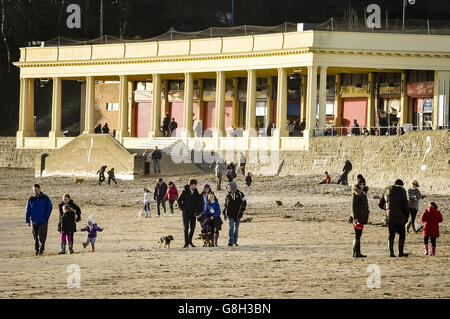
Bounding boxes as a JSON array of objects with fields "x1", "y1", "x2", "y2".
[{"x1": 106, "y1": 102, "x2": 119, "y2": 111}]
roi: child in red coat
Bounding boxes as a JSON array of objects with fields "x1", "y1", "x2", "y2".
[
  {"x1": 164, "y1": 182, "x2": 179, "y2": 216},
  {"x1": 421, "y1": 202, "x2": 443, "y2": 256}
]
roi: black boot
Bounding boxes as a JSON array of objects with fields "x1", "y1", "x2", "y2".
[
  {"x1": 389, "y1": 240, "x2": 396, "y2": 257},
  {"x1": 58, "y1": 242, "x2": 66, "y2": 255},
  {"x1": 69, "y1": 242, "x2": 74, "y2": 254},
  {"x1": 353, "y1": 239, "x2": 366, "y2": 258},
  {"x1": 399, "y1": 238, "x2": 409, "y2": 257}
]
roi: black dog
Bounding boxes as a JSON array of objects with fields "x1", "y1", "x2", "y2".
[{"x1": 158, "y1": 235, "x2": 174, "y2": 248}]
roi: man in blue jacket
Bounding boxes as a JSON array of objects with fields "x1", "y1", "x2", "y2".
[{"x1": 26, "y1": 184, "x2": 53, "y2": 255}]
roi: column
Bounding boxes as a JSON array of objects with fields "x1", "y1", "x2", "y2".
[
  {"x1": 116, "y1": 75, "x2": 129, "y2": 142},
  {"x1": 245, "y1": 69, "x2": 257, "y2": 136},
  {"x1": 333, "y1": 74, "x2": 342, "y2": 132},
  {"x1": 232, "y1": 78, "x2": 239, "y2": 128},
  {"x1": 367, "y1": 72, "x2": 375, "y2": 128},
  {"x1": 49, "y1": 77, "x2": 63, "y2": 148},
  {"x1": 197, "y1": 79, "x2": 204, "y2": 129},
  {"x1": 182, "y1": 72, "x2": 194, "y2": 138},
  {"x1": 433, "y1": 70, "x2": 450, "y2": 129},
  {"x1": 300, "y1": 75, "x2": 307, "y2": 122},
  {"x1": 214, "y1": 71, "x2": 226, "y2": 137},
  {"x1": 149, "y1": 74, "x2": 162, "y2": 137},
  {"x1": 128, "y1": 80, "x2": 134, "y2": 137},
  {"x1": 304, "y1": 66, "x2": 318, "y2": 137},
  {"x1": 275, "y1": 68, "x2": 288, "y2": 137},
  {"x1": 83, "y1": 76, "x2": 95, "y2": 134},
  {"x1": 318, "y1": 66, "x2": 328, "y2": 134},
  {"x1": 400, "y1": 71, "x2": 408, "y2": 127},
  {"x1": 266, "y1": 76, "x2": 273, "y2": 124},
  {"x1": 16, "y1": 78, "x2": 36, "y2": 147},
  {"x1": 162, "y1": 80, "x2": 170, "y2": 115}
]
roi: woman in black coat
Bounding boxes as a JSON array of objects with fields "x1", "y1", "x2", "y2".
[{"x1": 351, "y1": 178, "x2": 370, "y2": 257}]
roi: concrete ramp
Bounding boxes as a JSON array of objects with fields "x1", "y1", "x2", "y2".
[{"x1": 36, "y1": 134, "x2": 136, "y2": 180}]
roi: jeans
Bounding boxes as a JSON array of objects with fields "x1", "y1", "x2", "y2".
[
  {"x1": 32, "y1": 223, "x2": 48, "y2": 253},
  {"x1": 144, "y1": 162, "x2": 150, "y2": 174},
  {"x1": 144, "y1": 202, "x2": 150, "y2": 213},
  {"x1": 156, "y1": 199, "x2": 166, "y2": 216},
  {"x1": 228, "y1": 218, "x2": 241, "y2": 244},
  {"x1": 168, "y1": 200, "x2": 175, "y2": 215},
  {"x1": 153, "y1": 159, "x2": 161, "y2": 173},
  {"x1": 216, "y1": 175, "x2": 222, "y2": 190},
  {"x1": 182, "y1": 212, "x2": 196, "y2": 245}
]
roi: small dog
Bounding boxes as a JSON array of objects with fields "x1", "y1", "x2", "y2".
[
  {"x1": 74, "y1": 177, "x2": 84, "y2": 186},
  {"x1": 276, "y1": 200, "x2": 283, "y2": 206},
  {"x1": 198, "y1": 233, "x2": 213, "y2": 247},
  {"x1": 158, "y1": 235, "x2": 174, "y2": 248}
]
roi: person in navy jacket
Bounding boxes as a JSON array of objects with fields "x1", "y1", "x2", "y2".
[{"x1": 26, "y1": 184, "x2": 53, "y2": 255}]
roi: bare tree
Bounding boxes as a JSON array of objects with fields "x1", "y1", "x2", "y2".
[{"x1": 1, "y1": 0, "x2": 11, "y2": 73}]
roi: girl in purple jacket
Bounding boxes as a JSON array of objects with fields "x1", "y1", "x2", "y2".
[{"x1": 81, "y1": 215, "x2": 103, "y2": 252}]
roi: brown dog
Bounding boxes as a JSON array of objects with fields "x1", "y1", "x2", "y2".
[
  {"x1": 74, "y1": 177, "x2": 84, "y2": 186},
  {"x1": 198, "y1": 233, "x2": 213, "y2": 247},
  {"x1": 158, "y1": 235, "x2": 174, "y2": 248}
]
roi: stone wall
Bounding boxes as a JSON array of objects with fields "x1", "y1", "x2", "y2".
[
  {"x1": 270, "y1": 130, "x2": 449, "y2": 194},
  {"x1": 0, "y1": 137, "x2": 51, "y2": 168}
]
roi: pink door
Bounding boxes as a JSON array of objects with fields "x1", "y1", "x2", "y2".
[
  {"x1": 135, "y1": 102, "x2": 152, "y2": 137},
  {"x1": 224, "y1": 101, "x2": 233, "y2": 129},
  {"x1": 342, "y1": 98, "x2": 367, "y2": 135},
  {"x1": 204, "y1": 101, "x2": 216, "y2": 130}
]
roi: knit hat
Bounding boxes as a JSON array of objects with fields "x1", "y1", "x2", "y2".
[
  {"x1": 228, "y1": 182, "x2": 237, "y2": 192},
  {"x1": 87, "y1": 215, "x2": 95, "y2": 224},
  {"x1": 203, "y1": 184, "x2": 210, "y2": 189},
  {"x1": 395, "y1": 179, "x2": 404, "y2": 186}
]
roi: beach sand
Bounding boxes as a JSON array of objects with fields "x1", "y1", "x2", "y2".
[{"x1": 0, "y1": 168, "x2": 448, "y2": 298}]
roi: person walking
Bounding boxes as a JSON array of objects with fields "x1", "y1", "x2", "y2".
[
  {"x1": 163, "y1": 113, "x2": 171, "y2": 137},
  {"x1": 239, "y1": 152, "x2": 246, "y2": 175},
  {"x1": 207, "y1": 193, "x2": 223, "y2": 247},
  {"x1": 26, "y1": 184, "x2": 53, "y2": 255},
  {"x1": 164, "y1": 182, "x2": 179, "y2": 216},
  {"x1": 97, "y1": 165, "x2": 107, "y2": 185},
  {"x1": 421, "y1": 202, "x2": 443, "y2": 256},
  {"x1": 58, "y1": 204, "x2": 77, "y2": 255},
  {"x1": 351, "y1": 178, "x2": 370, "y2": 257},
  {"x1": 378, "y1": 179, "x2": 410, "y2": 257},
  {"x1": 215, "y1": 162, "x2": 224, "y2": 190},
  {"x1": 154, "y1": 178, "x2": 168, "y2": 217},
  {"x1": 107, "y1": 168, "x2": 117, "y2": 185},
  {"x1": 351, "y1": 119, "x2": 361, "y2": 136},
  {"x1": 170, "y1": 118, "x2": 178, "y2": 137},
  {"x1": 57, "y1": 194, "x2": 82, "y2": 254},
  {"x1": 143, "y1": 149, "x2": 152, "y2": 175},
  {"x1": 143, "y1": 188, "x2": 152, "y2": 218},
  {"x1": 151, "y1": 146, "x2": 162, "y2": 174},
  {"x1": 223, "y1": 182, "x2": 247, "y2": 247},
  {"x1": 406, "y1": 180, "x2": 423, "y2": 233},
  {"x1": 245, "y1": 172, "x2": 252, "y2": 188},
  {"x1": 337, "y1": 160, "x2": 352, "y2": 185},
  {"x1": 177, "y1": 179, "x2": 203, "y2": 248}
]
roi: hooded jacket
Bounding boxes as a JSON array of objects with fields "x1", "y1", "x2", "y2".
[
  {"x1": 421, "y1": 206, "x2": 443, "y2": 238},
  {"x1": 164, "y1": 185, "x2": 179, "y2": 201},
  {"x1": 61, "y1": 209, "x2": 77, "y2": 234},
  {"x1": 177, "y1": 185, "x2": 203, "y2": 216},
  {"x1": 58, "y1": 200, "x2": 81, "y2": 232},
  {"x1": 352, "y1": 185, "x2": 370, "y2": 224},
  {"x1": 223, "y1": 183, "x2": 247, "y2": 219},
  {"x1": 378, "y1": 185, "x2": 409, "y2": 226},
  {"x1": 26, "y1": 192, "x2": 53, "y2": 225}
]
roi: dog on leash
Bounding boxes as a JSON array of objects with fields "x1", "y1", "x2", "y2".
[
  {"x1": 158, "y1": 235, "x2": 174, "y2": 248},
  {"x1": 198, "y1": 233, "x2": 213, "y2": 247},
  {"x1": 74, "y1": 177, "x2": 84, "y2": 185}
]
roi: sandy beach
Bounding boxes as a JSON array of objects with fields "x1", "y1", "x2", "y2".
[{"x1": 0, "y1": 168, "x2": 448, "y2": 299}]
